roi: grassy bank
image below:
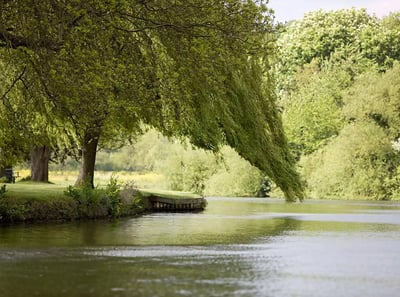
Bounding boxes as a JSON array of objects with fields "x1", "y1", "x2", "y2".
[
  {"x1": 0, "y1": 182, "x2": 145, "y2": 224},
  {"x1": 14, "y1": 169, "x2": 166, "y2": 189}
]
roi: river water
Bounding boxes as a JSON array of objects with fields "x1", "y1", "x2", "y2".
[{"x1": 1, "y1": 197, "x2": 400, "y2": 297}]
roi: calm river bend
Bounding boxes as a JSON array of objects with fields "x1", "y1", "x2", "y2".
[{"x1": 1, "y1": 197, "x2": 400, "y2": 297}]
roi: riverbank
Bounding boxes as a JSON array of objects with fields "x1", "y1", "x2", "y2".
[
  {"x1": 0, "y1": 183, "x2": 206, "y2": 224},
  {"x1": 0, "y1": 182, "x2": 145, "y2": 224}
]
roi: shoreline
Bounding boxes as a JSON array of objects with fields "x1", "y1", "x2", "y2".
[
  {"x1": 0, "y1": 182, "x2": 146, "y2": 224},
  {"x1": 0, "y1": 184, "x2": 206, "y2": 225},
  {"x1": 0, "y1": 192, "x2": 146, "y2": 225}
]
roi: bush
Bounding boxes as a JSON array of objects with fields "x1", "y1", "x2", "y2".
[
  {"x1": 300, "y1": 122, "x2": 394, "y2": 200},
  {"x1": 0, "y1": 199, "x2": 27, "y2": 222},
  {"x1": 63, "y1": 176, "x2": 143, "y2": 219},
  {"x1": 105, "y1": 174, "x2": 122, "y2": 218},
  {"x1": 0, "y1": 184, "x2": 6, "y2": 198},
  {"x1": 64, "y1": 182, "x2": 103, "y2": 205},
  {"x1": 64, "y1": 181, "x2": 108, "y2": 218}
]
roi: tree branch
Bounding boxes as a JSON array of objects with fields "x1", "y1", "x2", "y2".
[
  {"x1": 0, "y1": 29, "x2": 62, "y2": 51},
  {"x1": 0, "y1": 66, "x2": 26, "y2": 105}
]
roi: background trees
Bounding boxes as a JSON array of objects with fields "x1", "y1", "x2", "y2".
[{"x1": 278, "y1": 9, "x2": 400, "y2": 200}]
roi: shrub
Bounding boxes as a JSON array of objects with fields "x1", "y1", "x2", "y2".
[
  {"x1": 63, "y1": 176, "x2": 143, "y2": 219},
  {"x1": 64, "y1": 181, "x2": 102, "y2": 205},
  {"x1": 300, "y1": 122, "x2": 394, "y2": 200},
  {"x1": 64, "y1": 182, "x2": 107, "y2": 218},
  {"x1": 105, "y1": 174, "x2": 122, "y2": 218},
  {"x1": 0, "y1": 184, "x2": 6, "y2": 198}
]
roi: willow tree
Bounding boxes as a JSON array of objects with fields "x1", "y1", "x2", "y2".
[
  {"x1": 0, "y1": 49, "x2": 75, "y2": 182},
  {"x1": 0, "y1": 0, "x2": 303, "y2": 201}
]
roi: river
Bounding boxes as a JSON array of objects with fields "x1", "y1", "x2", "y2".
[{"x1": 1, "y1": 197, "x2": 400, "y2": 297}]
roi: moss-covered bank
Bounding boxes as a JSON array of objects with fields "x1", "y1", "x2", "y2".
[{"x1": 0, "y1": 182, "x2": 145, "y2": 224}]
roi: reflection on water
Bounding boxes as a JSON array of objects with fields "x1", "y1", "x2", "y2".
[{"x1": 1, "y1": 198, "x2": 400, "y2": 297}]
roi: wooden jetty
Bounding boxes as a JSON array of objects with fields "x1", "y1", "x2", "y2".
[{"x1": 140, "y1": 190, "x2": 207, "y2": 212}]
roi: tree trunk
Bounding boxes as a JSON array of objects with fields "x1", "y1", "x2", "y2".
[
  {"x1": 75, "y1": 130, "x2": 100, "y2": 188},
  {"x1": 30, "y1": 145, "x2": 51, "y2": 182}
]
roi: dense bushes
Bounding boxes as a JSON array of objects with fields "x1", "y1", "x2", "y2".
[
  {"x1": 0, "y1": 195, "x2": 78, "y2": 223},
  {"x1": 300, "y1": 122, "x2": 396, "y2": 199}
]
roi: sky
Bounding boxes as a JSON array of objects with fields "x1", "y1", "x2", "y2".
[{"x1": 268, "y1": 0, "x2": 400, "y2": 22}]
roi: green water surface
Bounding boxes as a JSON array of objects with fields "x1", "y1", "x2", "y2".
[{"x1": 1, "y1": 198, "x2": 400, "y2": 297}]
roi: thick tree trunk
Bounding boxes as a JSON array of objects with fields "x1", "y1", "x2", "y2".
[
  {"x1": 75, "y1": 130, "x2": 100, "y2": 188},
  {"x1": 30, "y1": 145, "x2": 51, "y2": 182}
]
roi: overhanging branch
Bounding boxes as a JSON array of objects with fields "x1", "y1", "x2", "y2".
[{"x1": 0, "y1": 66, "x2": 26, "y2": 107}]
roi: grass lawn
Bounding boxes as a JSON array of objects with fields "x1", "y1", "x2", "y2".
[
  {"x1": 140, "y1": 189, "x2": 203, "y2": 199},
  {"x1": 4, "y1": 182, "x2": 67, "y2": 200},
  {"x1": 46, "y1": 170, "x2": 165, "y2": 187},
  {"x1": 3, "y1": 171, "x2": 199, "y2": 201},
  {"x1": 8, "y1": 170, "x2": 197, "y2": 200},
  {"x1": 4, "y1": 183, "x2": 201, "y2": 201}
]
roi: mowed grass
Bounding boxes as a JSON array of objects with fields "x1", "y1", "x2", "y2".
[
  {"x1": 5, "y1": 170, "x2": 168, "y2": 201},
  {"x1": 15, "y1": 169, "x2": 165, "y2": 187},
  {"x1": 4, "y1": 182, "x2": 67, "y2": 200},
  {"x1": 46, "y1": 170, "x2": 166, "y2": 188}
]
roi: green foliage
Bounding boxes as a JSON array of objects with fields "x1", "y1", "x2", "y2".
[
  {"x1": 360, "y1": 12, "x2": 400, "y2": 69},
  {"x1": 0, "y1": 56, "x2": 31, "y2": 166},
  {"x1": 105, "y1": 175, "x2": 122, "y2": 218},
  {"x1": 140, "y1": 133, "x2": 219, "y2": 195},
  {"x1": 299, "y1": 64, "x2": 400, "y2": 200},
  {"x1": 276, "y1": 8, "x2": 400, "y2": 92},
  {"x1": 64, "y1": 175, "x2": 137, "y2": 218},
  {"x1": 343, "y1": 62, "x2": 400, "y2": 139},
  {"x1": 129, "y1": 129, "x2": 172, "y2": 172},
  {"x1": 280, "y1": 9, "x2": 376, "y2": 62},
  {"x1": 0, "y1": 182, "x2": 143, "y2": 223},
  {"x1": 64, "y1": 182, "x2": 102, "y2": 206},
  {"x1": 129, "y1": 130, "x2": 269, "y2": 197},
  {"x1": 0, "y1": 184, "x2": 6, "y2": 198},
  {"x1": 204, "y1": 147, "x2": 264, "y2": 197},
  {"x1": 300, "y1": 122, "x2": 394, "y2": 199},
  {"x1": 0, "y1": 0, "x2": 304, "y2": 201},
  {"x1": 278, "y1": 9, "x2": 400, "y2": 200},
  {"x1": 0, "y1": 199, "x2": 27, "y2": 222},
  {"x1": 282, "y1": 60, "x2": 348, "y2": 156},
  {"x1": 0, "y1": 49, "x2": 77, "y2": 169}
]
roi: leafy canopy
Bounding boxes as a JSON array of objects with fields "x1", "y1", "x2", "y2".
[{"x1": 0, "y1": 0, "x2": 303, "y2": 201}]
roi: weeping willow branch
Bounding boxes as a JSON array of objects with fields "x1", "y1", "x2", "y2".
[{"x1": 0, "y1": 66, "x2": 26, "y2": 110}]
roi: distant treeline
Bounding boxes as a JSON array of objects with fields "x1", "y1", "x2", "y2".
[{"x1": 277, "y1": 9, "x2": 400, "y2": 200}]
